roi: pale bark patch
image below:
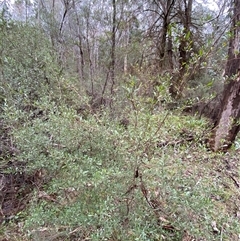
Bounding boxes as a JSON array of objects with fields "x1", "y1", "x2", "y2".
[{"x1": 213, "y1": 98, "x2": 233, "y2": 151}]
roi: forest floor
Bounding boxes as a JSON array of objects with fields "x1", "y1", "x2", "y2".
[{"x1": 0, "y1": 107, "x2": 240, "y2": 241}]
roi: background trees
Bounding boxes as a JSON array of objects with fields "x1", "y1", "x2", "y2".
[
  {"x1": 0, "y1": 0, "x2": 237, "y2": 144},
  {"x1": 1, "y1": 0, "x2": 224, "y2": 95}
]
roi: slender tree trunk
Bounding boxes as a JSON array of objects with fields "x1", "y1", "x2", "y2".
[
  {"x1": 36, "y1": 0, "x2": 40, "y2": 25},
  {"x1": 60, "y1": 0, "x2": 71, "y2": 35},
  {"x1": 72, "y1": 0, "x2": 85, "y2": 82},
  {"x1": 167, "y1": 25, "x2": 174, "y2": 69},
  {"x1": 25, "y1": 0, "x2": 28, "y2": 23},
  {"x1": 210, "y1": 0, "x2": 240, "y2": 151},
  {"x1": 86, "y1": 15, "x2": 94, "y2": 95},
  {"x1": 170, "y1": 0, "x2": 193, "y2": 98},
  {"x1": 77, "y1": 37, "x2": 84, "y2": 81},
  {"x1": 158, "y1": 21, "x2": 168, "y2": 68},
  {"x1": 156, "y1": 0, "x2": 175, "y2": 69},
  {"x1": 110, "y1": 0, "x2": 116, "y2": 95},
  {"x1": 124, "y1": 22, "x2": 129, "y2": 75}
]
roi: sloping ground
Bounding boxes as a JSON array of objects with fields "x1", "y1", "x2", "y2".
[
  {"x1": 0, "y1": 172, "x2": 31, "y2": 224},
  {"x1": 2, "y1": 149, "x2": 240, "y2": 241},
  {"x1": 0, "y1": 119, "x2": 46, "y2": 226},
  {"x1": 142, "y1": 148, "x2": 240, "y2": 240},
  {"x1": 0, "y1": 111, "x2": 240, "y2": 241}
]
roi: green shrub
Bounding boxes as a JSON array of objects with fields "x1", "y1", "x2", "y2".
[
  {"x1": 0, "y1": 21, "x2": 60, "y2": 110},
  {"x1": 2, "y1": 84, "x2": 240, "y2": 240}
]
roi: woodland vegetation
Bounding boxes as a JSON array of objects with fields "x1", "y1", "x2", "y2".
[{"x1": 0, "y1": 0, "x2": 240, "y2": 240}]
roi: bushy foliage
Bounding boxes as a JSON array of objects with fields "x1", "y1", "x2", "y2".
[
  {"x1": 0, "y1": 19, "x2": 60, "y2": 111},
  {"x1": 3, "y1": 97, "x2": 237, "y2": 240}
]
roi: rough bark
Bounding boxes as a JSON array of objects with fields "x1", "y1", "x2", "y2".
[
  {"x1": 169, "y1": 0, "x2": 193, "y2": 98},
  {"x1": 210, "y1": 0, "x2": 240, "y2": 151},
  {"x1": 155, "y1": 0, "x2": 176, "y2": 68}
]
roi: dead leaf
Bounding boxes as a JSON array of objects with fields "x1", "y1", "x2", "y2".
[
  {"x1": 162, "y1": 223, "x2": 175, "y2": 232},
  {"x1": 211, "y1": 221, "x2": 220, "y2": 234},
  {"x1": 182, "y1": 230, "x2": 195, "y2": 241},
  {"x1": 158, "y1": 216, "x2": 170, "y2": 223},
  {"x1": 38, "y1": 191, "x2": 58, "y2": 203},
  {"x1": 158, "y1": 216, "x2": 176, "y2": 232}
]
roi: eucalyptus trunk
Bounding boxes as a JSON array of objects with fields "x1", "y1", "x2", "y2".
[{"x1": 210, "y1": 0, "x2": 240, "y2": 151}]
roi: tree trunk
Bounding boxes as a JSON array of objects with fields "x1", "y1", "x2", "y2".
[
  {"x1": 169, "y1": 0, "x2": 193, "y2": 98},
  {"x1": 156, "y1": 0, "x2": 175, "y2": 69},
  {"x1": 110, "y1": 0, "x2": 116, "y2": 95},
  {"x1": 124, "y1": 21, "x2": 129, "y2": 75},
  {"x1": 210, "y1": 0, "x2": 240, "y2": 151},
  {"x1": 167, "y1": 25, "x2": 174, "y2": 69},
  {"x1": 72, "y1": 0, "x2": 85, "y2": 82}
]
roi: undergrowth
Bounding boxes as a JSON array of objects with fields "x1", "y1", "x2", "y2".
[{"x1": 1, "y1": 97, "x2": 240, "y2": 241}]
